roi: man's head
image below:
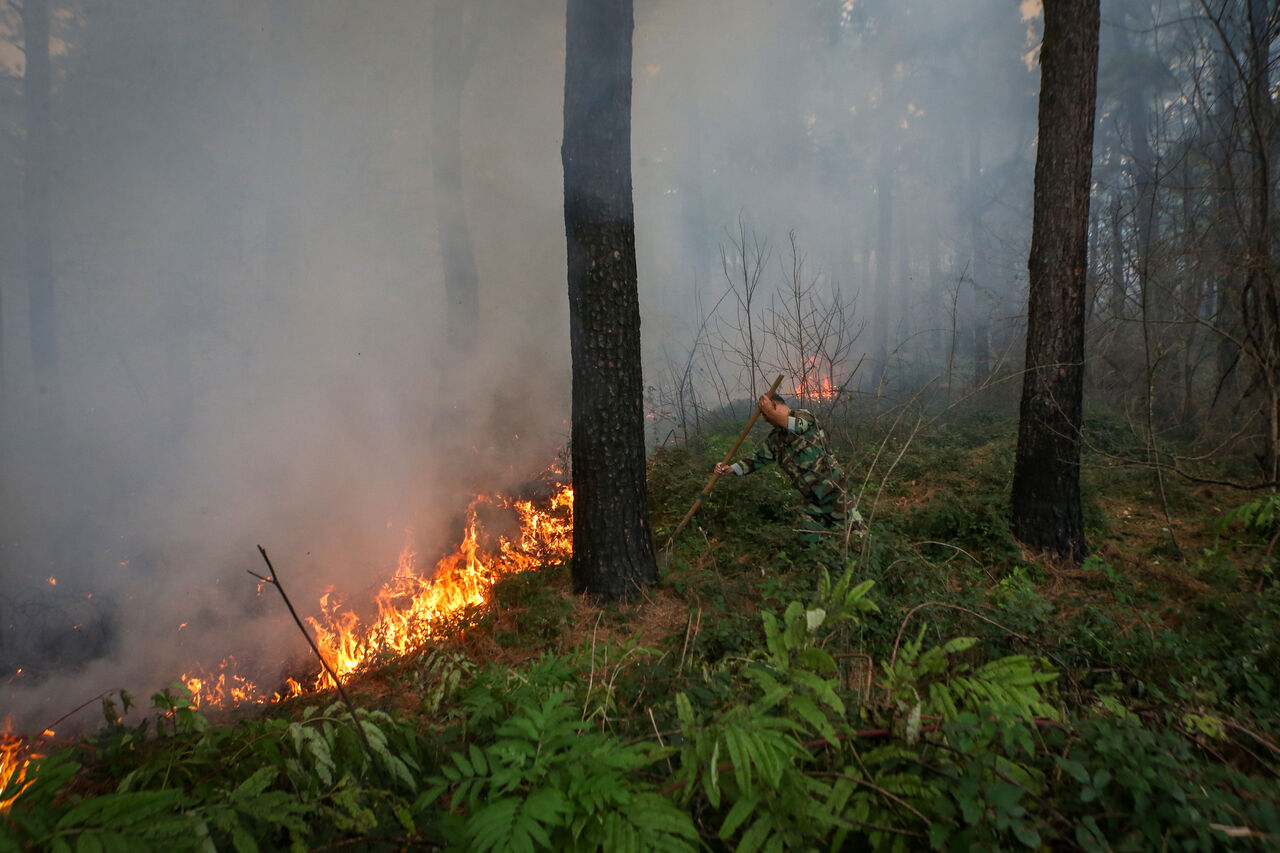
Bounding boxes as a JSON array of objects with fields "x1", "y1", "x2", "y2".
[{"x1": 759, "y1": 392, "x2": 791, "y2": 428}]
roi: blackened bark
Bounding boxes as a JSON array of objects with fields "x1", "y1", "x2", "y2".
[
  {"x1": 24, "y1": 0, "x2": 55, "y2": 371},
  {"x1": 562, "y1": 0, "x2": 658, "y2": 601},
  {"x1": 1010, "y1": 0, "x2": 1099, "y2": 564}
]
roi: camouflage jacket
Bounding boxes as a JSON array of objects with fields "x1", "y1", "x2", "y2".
[{"x1": 731, "y1": 409, "x2": 848, "y2": 504}]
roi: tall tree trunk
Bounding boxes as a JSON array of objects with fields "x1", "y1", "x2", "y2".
[
  {"x1": 563, "y1": 0, "x2": 657, "y2": 601},
  {"x1": 968, "y1": 122, "x2": 990, "y2": 388},
  {"x1": 430, "y1": 3, "x2": 480, "y2": 355},
  {"x1": 1242, "y1": 0, "x2": 1279, "y2": 482},
  {"x1": 1107, "y1": 192, "x2": 1126, "y2": 320},
  {"x1": 24, "y1": 0, "x2": 55, "y2": 372},
  {"x1": 1209, "y1": 37, "x2": 1242, "y2": 401},
  {"x1": 1010, "y1": 0, "x2": 1100, "y2": 564},
  {"x1": 872, "y1": 143, "x2": 894, "y2": 392}
]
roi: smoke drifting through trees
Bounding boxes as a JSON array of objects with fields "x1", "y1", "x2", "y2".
[{"x1": 0, "y1": 0, "x2": 1270, "y2": 724}]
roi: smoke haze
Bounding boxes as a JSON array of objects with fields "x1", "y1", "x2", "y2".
[{"x1": 0, "y1": 0, "x2": 1040, "y2": 728}]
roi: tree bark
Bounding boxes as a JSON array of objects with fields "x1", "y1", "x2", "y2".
[
  {"x1": 562, "y1": 0, "x2": 658, "y2": 600},
  {"x1": 1010, "y1": 0, "x2": 1100, "y2": 564}
]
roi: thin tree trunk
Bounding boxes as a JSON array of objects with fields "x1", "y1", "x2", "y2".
[
  {"x1": 968, "y1": 122, "x2": 990, "y2": 388},
  {"x1": 873, "y1": 143, "x2": 893, "y2": 392}
]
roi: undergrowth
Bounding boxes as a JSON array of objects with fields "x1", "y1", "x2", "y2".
[{"x1": 3, "y1": 404, "x2": 1278, "y2": 851}]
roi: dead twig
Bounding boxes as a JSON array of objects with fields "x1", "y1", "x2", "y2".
[{"x1": 250, "y1": 546, "x2": 377, "y2": 766}]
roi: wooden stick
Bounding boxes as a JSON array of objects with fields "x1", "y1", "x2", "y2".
[
  {"x1": 250, "y1": 546, "x2": 377, "y2": 765},
  {"x1": 664, "y1": 374, "x2": 785, "y2": 550}
]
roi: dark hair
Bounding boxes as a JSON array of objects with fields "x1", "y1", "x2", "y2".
[{"x1": 769, "y1": 392, "x2": 787, "y2": 405}]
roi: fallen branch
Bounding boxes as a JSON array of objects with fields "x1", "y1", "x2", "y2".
[{"x1": 250, "y1": 546, "x2": 377, "y2": 765}]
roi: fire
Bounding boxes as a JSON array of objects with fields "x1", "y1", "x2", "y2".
[
  {"x1": 0, "y1": 724, "x2": 38, "y2": 813},
  {"x1": 183, "y1": 656, "x2": 264, "y2": 710},
  {"x1": 793, "y1": 357, "x2": 841, "y2": 403},
  {"x1": 181, "y1": 480, "x2": 573, "y2": 708}
]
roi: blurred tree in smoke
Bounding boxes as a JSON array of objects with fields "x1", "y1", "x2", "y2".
[{"x1": 562, "y1": 0, "x2": 658, "y2": 601}]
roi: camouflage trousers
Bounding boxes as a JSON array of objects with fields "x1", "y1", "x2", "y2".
[{"x1": 797, "y1": 482, "x2": 864, "y2": 546}]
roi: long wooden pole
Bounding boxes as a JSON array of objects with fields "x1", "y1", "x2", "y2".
[{"x1": 664, "y1": 374, "x2": 784, "y2": 550}]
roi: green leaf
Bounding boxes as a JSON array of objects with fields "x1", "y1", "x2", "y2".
[
  {"x1": 1013, "y1": 824, "x2": 1041, "y2": 848},
  {"x1": 986, "y1": 782, "x2": 1023, "y2": 809},
  {"x1": 233, "y1": 766, "x2": 276, "y2": 799},
  {"x1": 74, "y1": 833, "x2": 104, "y2": 853},
  {"x1": 1054, "y1": 756, "x2": 1090, "y2": 785},
  {"x1": 719, "y1": 795, "x2": 759, "y2": 840}
]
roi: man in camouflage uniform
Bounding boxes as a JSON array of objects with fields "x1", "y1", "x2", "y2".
[{"x1": 715, "y1": 393, "x2": 863, "y2": 545}]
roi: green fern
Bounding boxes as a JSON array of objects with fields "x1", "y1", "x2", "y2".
[
  {"x1": 428, "y1": 673, "x2": 696, "y2": 852},
  {"x1": 882, "y1": 624, "x2": 1058, "y2": 735}
]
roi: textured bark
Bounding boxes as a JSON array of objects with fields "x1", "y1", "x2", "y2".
[
  {"x1": 1010, "y1": 0, "x2": 1099, "y2": 564},
  {"x1": 562, "y1": 0, "x2": 658, "y2": 601},
  {"x1": 24, "y1": 0, "x2": 55, "y2": 371}
]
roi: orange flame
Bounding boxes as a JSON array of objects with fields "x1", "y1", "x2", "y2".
[
  {"x1": 793, "y1": 357, "x2": 841, "y2": 403},
  {"x1": 181, "y1": 480, "x2": 573, "y2": 708},
  {"x1": 0, "y1": 723, "x2": 38, "y2": 813}
]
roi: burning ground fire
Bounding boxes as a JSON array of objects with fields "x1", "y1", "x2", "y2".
[
  {"x1": 0, "y1": 725, "x2": 37, "y2": 813},
  {"x1": 180, "y1": 479, "x2": 574, "y2": 709}
]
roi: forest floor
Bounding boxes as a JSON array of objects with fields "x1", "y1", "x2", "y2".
[{"x1": 4, "y1": 400, "x2": 1278, "y2": 851}]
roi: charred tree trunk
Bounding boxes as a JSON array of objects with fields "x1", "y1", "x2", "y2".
[
  {"x1": 562, "y1": 0, "x2": 657, "y2": 601},
  {"x1": 24, "y1": 0, "x2": 54, "y2": 372},
  {"x1": 1010, "y1": 0, "x2": 1100, "y2": 564}
]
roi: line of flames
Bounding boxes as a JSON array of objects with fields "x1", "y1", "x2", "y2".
[
  {"x1": 181, "y1": 482, "x2": 574, "y2": 709},
  {"x1": 0, "y1": 483, "x2": 571, "y2": 813}
]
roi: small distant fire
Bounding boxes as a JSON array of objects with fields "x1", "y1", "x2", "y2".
[
  {"x1": 793, "y1": 357, "x2": 842, "y2": 404},
  {"x1": 180, "y1": 478, "x2": 574, "y2": 709},
  {"x1": 0, "y1": 724, "x2": 38, "y2": 813}
]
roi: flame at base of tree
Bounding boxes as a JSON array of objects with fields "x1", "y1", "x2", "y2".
[{"x1": 181, "y1": 478, "x2": 573, "y2": 709}]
